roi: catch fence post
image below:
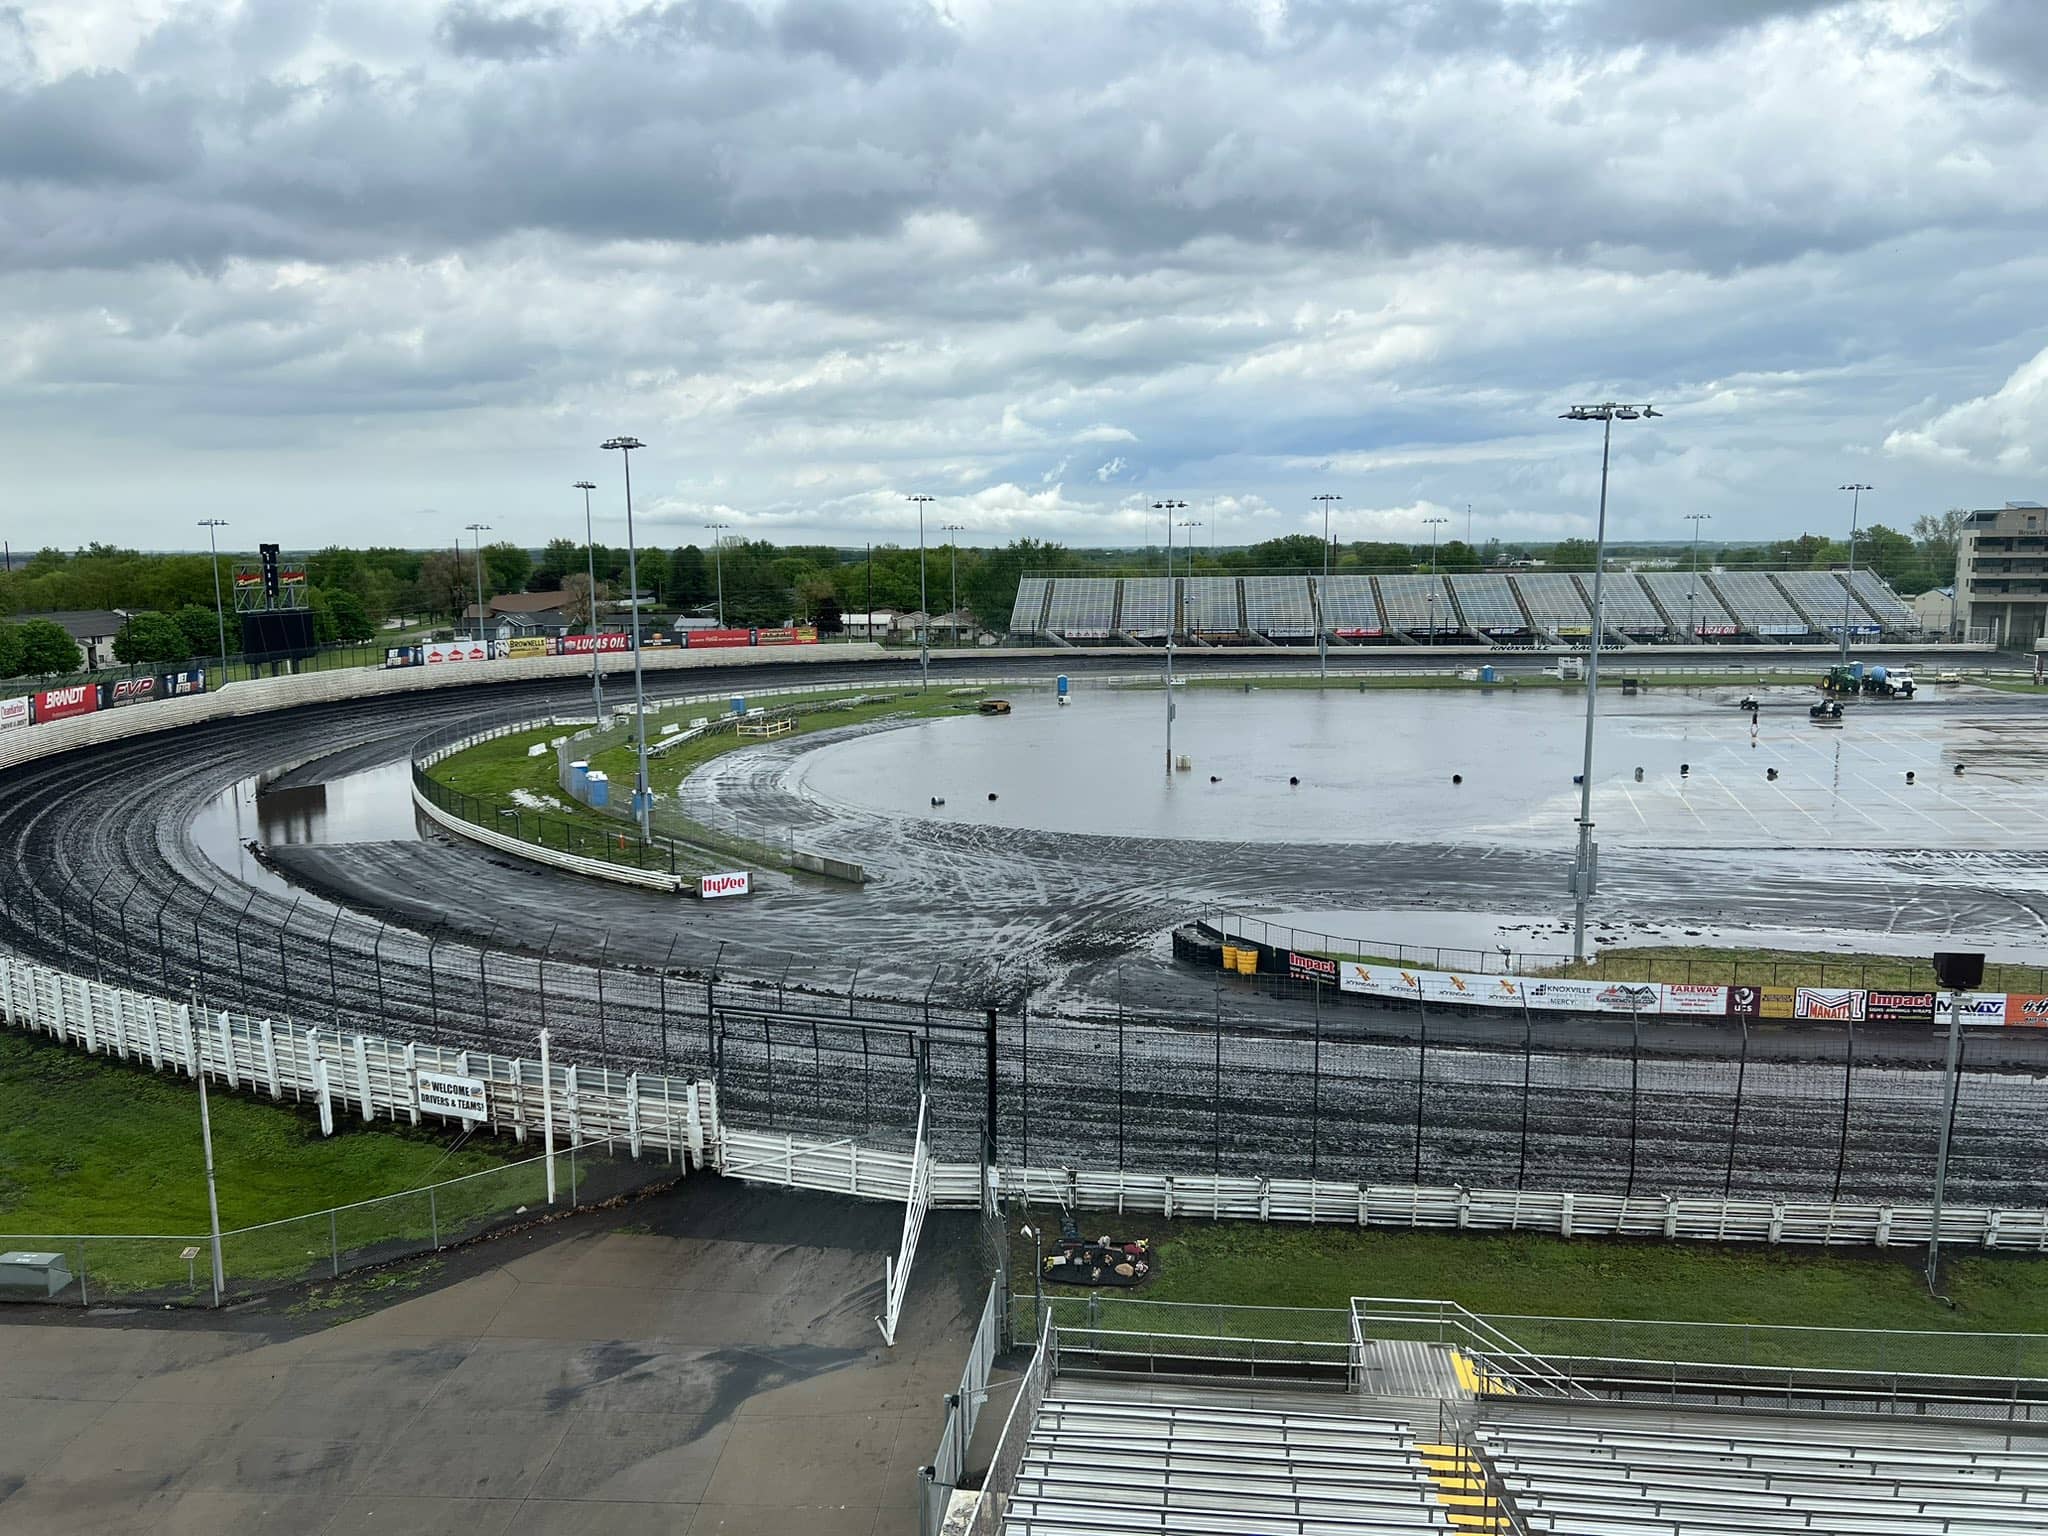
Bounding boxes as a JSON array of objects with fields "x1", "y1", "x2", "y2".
[
  {"x1": 1413, "y1": 984, "x2": 1427, "y2": 1185},
  {"x1": 1724, "y1": 1020, "x2": 1749, "y2": 1197},
  {"x1": 1833, "y1": 1023, "x2": 1855, "y2": 1203}
]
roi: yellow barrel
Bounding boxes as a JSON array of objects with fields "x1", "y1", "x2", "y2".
[
  {"x1": 1220, "y1": 945, "x2": 1240, "y2": 971},
  {"x1": 1236, "y1": 948, "x2": 1258, "y2": 975}
]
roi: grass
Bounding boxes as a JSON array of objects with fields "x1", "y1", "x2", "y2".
[
  {"x1": 1008, "y1": 1216, "x2": 2048, "y2": 1372},
  {"x1": 0, "y1": 1029, "x2": 533, "y2": 1298}
]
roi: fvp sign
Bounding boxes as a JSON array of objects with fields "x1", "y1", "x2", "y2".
[
  {"x1": 700, "y1": 871, "x2": 751, "y2": 899},
  {"x1": 415, "y1": 1069, "x2": 488, "y2": 1122}
]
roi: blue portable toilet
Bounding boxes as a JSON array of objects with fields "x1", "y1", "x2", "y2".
[
  {"x1": 1478, "y1": 665, "x2": 1497, "y2": 684},
  {"x1": 730, "y1": 695, "x2": 746, "y2": 716},
  {"x1": 1057, "y1": 674, "x2": 1069, "y2": 698},
  {"x1": 569, "y1": 760, "x2": 590, "y2": 800},
  {"x1": 585, "y1": 770, "x2": 609, "y2": 808}
]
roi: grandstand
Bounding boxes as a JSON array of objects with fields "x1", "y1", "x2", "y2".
[
  {"x1": 1639, "y1": 570, "x2": 1738, "y2": 635},
  {"x1": 962, "y1": 1297, "x2": 2048, "y2": 1536},
  {"x1": 1005, "y1": 571, "x2": 1925, "y2": 645},
  {"x1": 1448, "y1": 573, "x2": 1527, "y2": 633}
]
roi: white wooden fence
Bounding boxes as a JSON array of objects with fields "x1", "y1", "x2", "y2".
[{"x1": 877, "y1": 1092, "x2": 933, "y2": 1346}]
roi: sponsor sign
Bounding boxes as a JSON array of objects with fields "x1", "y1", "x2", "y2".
[
  {"x1": 681, "y1": 629, "x2": 754, "y2": 649},
  {"x1": 1059, "y1": 628, "x2": 1111, "y2": 640},
  {"x1": 414, "y1": 1069, "x2": 488, "y2": 1122},
  {"x1": 506, "y1": 636, "x2": 550, "y2": 659},
  {"x1": 1938, "y1": 992, "x2": 2008, "y2": 1026},
  {"x1": 0, "y1": 696, "x2": 28, "y2": 731},
  {"x1": 1483, "y1": 626, "x2": 1525, "y2": 637},
  {"x1": 1759, "y1": 624, "x2": 1807, "y2": 637},
  {"x1": 1794, "y1": 987, "x2": 1866, "y2": 1022},
  {"x1": 753, "y1": 626, "x2": 819, "y2": 645},
  {"x1": 1759, "y1": 985, "x2": 1796, "y2": 1020},
  {"x1": 2005, "y1": 995, "x2": 2048, "y2": 1028},
  {"x1": 100, "y1": 676, "x2": 158, "y2": 709},
  {"x1": 1864, "y1": 990, "x2": 1936, "y2": 1024},
  {"x1": 1287, "y1": 951, "x2": 1338, "y2": 986},
  {"x1": 1658, "y1": 983, "x2": 1729, "y2": 1017},
  {"x1": 1333, "y1": 627, "x2": 1384, "y2": 639},
  {"x1": 1726, "y1": 985, "x2": 1762, "y2": 1020},
  {"x1": 33, "y1": 684, "x2": 99, "y2": 723},
  {"x1": 1340, "y1": 962, "x2": 1528, "y2": 1009},
  {"x1": 1556, "y1": 625, "x2": 1592, "y2": 638},
  {"x1": 699, "y1": 870, "x2": 751, "y2": 899},
  {"x1": 1694, "y1": 624, "x2": 1738, "y2": 637},
  {"x1": 1265, "y1": 627, "x2": 1317, "y2": 639},
  {"x1": 561, "y1": 632, "x2": 632, "y2": 654},
  {"x1": 422, "y1": 640, "x2": 493, "y2": 664},
  {"x1": 160, "y1": 670, "x2": 207, "y2": 697}
]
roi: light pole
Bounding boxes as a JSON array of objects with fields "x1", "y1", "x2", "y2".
[
  {"x1": 1154, "y1": 499, "x2": 1187, "y2": 773},
  {"x1": 704, "y1": 523, "x2": 731, "y2": 626},
  {"x1": 941, "y1": 524, "x2": 965, "y2": 646},
  {"x1": 574, "y1": 481, "x2": 603, "y2": 718},
  {"x1": 907, "y1": 494, "x2": 935, "y2": 690},
  {"x1": 1839, "y1": 483, "x2": 1872, "y2": 665},
  {"x1": 1422, "y1": 515, "x2": 1448, "y2": 641},
  {"x1": 1313, "y1": 492, "x2": 1341, "y2": 679},
  {"x1": 464, "y1": 523, "x2": 491, "y2": 642},
  {"x1": 197, "y1": 519, "x2": 229, "y2": 679},
  {"x1": 1683, "y1": 512, "x2": 1711, "y2": 642},
  {"x1": 601, "y1": 437, "x2": 653, "y2": 837},
  {"x1": 1560, "y1": 401, "x2": 1663, "y2": 962}
]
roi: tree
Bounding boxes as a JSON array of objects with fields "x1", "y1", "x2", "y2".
[
  {"x1": 558, "y1": 573, "x2": 605, "y2": 630},
  {"x1": 1433, "y1": 539, "x2": 1482, "y2": 571},
  {"x1": 16, "y1": 619, "x2": 80, "y2": 674},
  {"x1": 1912, "y1": 509, "x2": 1968, "y2": 588},
  {"x1": 112, "y1": 612, "x2": 192, "y2": 666},
  {"x1": 1338, "y1": 541, "x2": 1416, "y2": 572},
  {"x1": 415, "y1": 551, "x2": 470, "y2": 620},
  {"x1": 0, "y1": 622, "x2": 24, "y2": 679},
  {"x1": 814, "y1": 596, "x2": 843, "y2": 637},
  {"x1": 172, "y1": 604, "x2": 222, "y2": 656},
  {"x1": 536, "y1": 537, "x2": 581, "y2": 587},
  {"x1": 1547, "y1": 538, "x2": 1598, "y2": 570},
  {"x1": 1244, "y1": 534, "x2": 1326, "y2": 570},
  {"x1": 670, "y1": 545, "x2": 710, "y2": 607},
  {"x1": 962, "y1": 538, "x2": 1065, "y2": 631},
  {"x1": 481, "y1": 541, "x2": 532, "y2": 595},
  {"x1": 327, "y1": 592, "x2": 375, "y2": 643}
]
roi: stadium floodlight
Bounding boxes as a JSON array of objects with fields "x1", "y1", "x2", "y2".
[
  {"x1": 1313, "y1": 492, "x2": 1341, "y2": 678},
  {"x1": 941, "y1": 524, "x2": 966, "y2": 644},
  {"x1": 1559, "y1": 401, "x2": 1662, "y2": 962},
  {"x1": 600, "y1": 437, "x2": 653, "y2": 837},
  {"x1": 1153, "y1": 499, "x2": 1189, "y2": 774},
  {"x1": 1684, "y1": 513, "x2": 1711, "y2": 641},
  {"x1": 573, "y1": 481, "x2": 602, "y2": 719},
  {"x1": 1422, "y1": 515, "x2": 1449, "y2": 638},
  {"x1": 464, "y1": 523, "x2": 491, "y2": 642},
  {"x1": 1839, "y1": 484, "x2": 1873, "y2": 665},
  {"x1": 907, "y1": 495, "x2": 936, "y2": 690},
  {"x1": 197, "y1": 519, "x2": 230, "y2": 679},
  {"x1": 704, "y1": 523, "x2": 731, "y2": 626}
]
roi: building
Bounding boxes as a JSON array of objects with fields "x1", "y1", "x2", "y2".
[
  {"x1": 839, "y1": 610, "x2": 900, "y2": 641},
  {"x1": 1955, "y1": 500, "x2": 2048, "y2": 647},
  {"x1": 1911, "y1": 584, "x2": 1957, "y2": 637},
  {"x1": 8, "y1": 610, "x2": 130, "y2": 669},
  {"x1": 463, "y1": 591, "x2": 574, "y2": 640},
  {"x1": 930, "y1": 608, "x2": 983, "y2": 645}
]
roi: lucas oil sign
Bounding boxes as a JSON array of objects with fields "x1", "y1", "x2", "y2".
[{"x1": 699, "y1": 871, "x2": 751, "y2": 899}]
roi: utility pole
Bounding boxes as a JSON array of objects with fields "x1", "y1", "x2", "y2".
[
  {"x1": 464, "y1": 523, "x2": 491, "y2": 642},
  {"x1": 1839, "y1": 484, "x2": 1872, "y2": 665},
  {"x1": 1423, "y1": 515, "x2": 1448, "y2": 640},
  {"x1": 198, "y1": 519, "x2": 230, "y2": 680},
  {"x1": 198, "y1": 1070, "x2": 225, "y2": 1306},
  {"x1": 1684, "y1": 512, "x2": 1711, "y2": 642},
  {"x1": 941, "y1": 524, "x2": 965, "y2": 647},
  {"x1": 574, "y1": 481, "x2": 602, "y2": 718},
  {"x1": 601, "y1": 437, "x2": 653, "y2": 836},
  {"x1": 704, "y1": 523, "x2": 731, "y2": 626},
  {"x1": 1313, "y1": 492, "x2": 1341, "y2": 680},
  {"x1": 907, "y1": 495, "x2": 935, "y2": 689},
  {"x1": 1153, "y1": 499, "x2": 1187, "y2": 774}
]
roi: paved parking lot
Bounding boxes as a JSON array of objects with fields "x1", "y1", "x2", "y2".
[{"x1": 0, "y1": 1182, "x2": 978, "y2": 1535}]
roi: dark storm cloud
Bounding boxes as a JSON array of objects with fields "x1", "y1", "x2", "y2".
[
  {"x1": 436, "y1": 1, "x2": 573, "y2": 60},
  {"x1": 0, "y1": 70, "x2": 198, "y2": 183},
  {"x1": 1964, "y1": 0, "x2": 2048, "y2": 83}
]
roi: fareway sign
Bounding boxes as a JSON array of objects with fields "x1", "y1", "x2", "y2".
[
  {"x1": 415, "y1": 1069, "x2": 488, "y2": 1121},
  {"x1": 700, "y1": 871, "x2": 751, "y2": 899}
]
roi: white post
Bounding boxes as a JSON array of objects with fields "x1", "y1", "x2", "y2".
[
  {"x1": 540, "y1": 1029, "x2": 557, "y2": 1205},
  {"x1": 198, "y1": 1073, "x2": 226, "y2": 1307}
]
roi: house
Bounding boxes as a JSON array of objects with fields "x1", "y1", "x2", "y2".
[
  {"x1": 463, "y1": 591, "x2": 574, "y2": 639},
  {"x1": 840, "y1": 610, "x2": 901, "y2": 641},
  {"x1": 1912, "y1": 584, "x2": 1957, "y2": 638},
  {"x1": 9, "y1": 610, "x2": 130, "y2": 669},
  {"x1": 930, "y1": 608, "x2": 983, "y2": 645}
]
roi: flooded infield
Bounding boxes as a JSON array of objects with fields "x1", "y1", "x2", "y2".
[{"x1": 785, "y1": 683, "x2": 2042, "y2": 851}]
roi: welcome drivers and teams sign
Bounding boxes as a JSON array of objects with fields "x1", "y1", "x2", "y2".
[{"x1": 414, "y1": 1069, "x2": 487, "y2": 1122}]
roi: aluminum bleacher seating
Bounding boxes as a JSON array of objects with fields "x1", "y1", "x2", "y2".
[
  {"x1": 1639, "y1": 571, "x2": 1737, "y2": 635},
  {"x1": 1377, "y1": 574, "x2": 1453, "y2": 632},
  {"x1": 1120, "y1": 578, "x2": 1172, "y2": 633},
  {"x1": 1848, "y1": 568, "x2": 1919, "y2": 630},
  {"x1": 1318, "y1": 575, "x2": 1386, "y2": 633},
  {"x1": 1009, "y1": 576, "x2": 1049, "y2": 635},
  {"x1": 1710, "y1": 570, "x2": 1809, "y2": 632},
  {"x1": 1587, "y1": 572, "x2": 1664, "y2": 630},
  {"x1": 1511, "y1": 573, "x2": 1591, "y2": 632},
  {"x1": 1448, "y1": 573, "x2": 1524, "y2": 631},
  {"x1": 1775, "y1": 569, "x2": 1866, "y2": 630},
  {"x1": 1183, "y1": 577, "x2": 1241, "y2": 633},
  {"x1": 1242, "y1": 575, "x2": 1315, "y2": 635},
  {"x1": 1040, "y1": 578, "x2": 1116, "y2": 639}
]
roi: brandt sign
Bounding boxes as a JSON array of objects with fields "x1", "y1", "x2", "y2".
[{"x1": 700, "y1": 871, "x2": 751, "y2": 899}]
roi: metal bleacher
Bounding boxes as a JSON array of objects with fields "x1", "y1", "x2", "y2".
[
  {"x1": 1119, "y1": 577, "x2": 1172, "y2": 634},
  {"x1": 1478, "y1": 1400, "x2": 2048, "y2": 1535},
  {"x1": 1039, "y1": 578, "x2": 1116, "y2": 638},
  {"x1": 1512, "y1": 573, "x2": 1591, "y2": 633},
  {"x1": 1003, "y1": 1379, "x2": 1449, "y2": 1536},
  {"x1": 1183, "y1": 577, "x2": 1241, "y2": 634},
  {"x1": 1848, "y1": 568, "x2": 1920, "y2": 630},
  {"x1": 1709, "y1": 570, "x2": 1809, "y2": 632},
  {"x1": 1318, "y1": 575, "x2": 1386, "y2": 632},
  {"x1": 1447, "y1": 573, "x2": 1525, "y2": 631},
  {"x1": 1008, "y1": 577, "x2": 1049, "y2": 636},
  {"x1": 1639, "y1": 570, "x2": 1737, "y2": 634},
  {"x1": 1242, "y1": 575, "x2": 1316, "y2": 635},
  {"x1": 1775, "y1": 569, "x2": 1867, "y2": 631},
  {"x1": 1588, "y1": 572, "x2": 1665, "y2": 631},
  {"x1": 1377, "y1": 574, "x2": 1452, "y2": 632}
]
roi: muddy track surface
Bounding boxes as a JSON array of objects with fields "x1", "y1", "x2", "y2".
[{"x1": 5, "y1": 651, "x2": 2048, "y2": 1207}]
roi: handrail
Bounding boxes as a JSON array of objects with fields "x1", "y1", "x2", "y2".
[{"x1": 1352, "y1": 1296, "x2": 1598, "y2": 1399}]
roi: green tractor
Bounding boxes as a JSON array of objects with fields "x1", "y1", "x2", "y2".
[{"x1": 1821, "y1": 665, "x2": 1860, "y2": 694}]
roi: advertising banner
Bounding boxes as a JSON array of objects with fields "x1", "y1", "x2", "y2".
[
  {"x1": 562, "y1": 632, "x2": 631, "y2": 655},
  {"x1": 1333, "y1": 627, "x2": 1384, "y2": 639},
  {"x1": 754, "y1": 627, "x2": 820, "y2": 645},
  {"x1": 1339, "y1": 962, "x2": 1529, "y2": 1009},
  {"x1": 414, "y1": 1069, "x2": 487, "y2": 1122},
  {"x1": 1694, "y1": 624, "x2": 1738, "y2": 637},
  {"x1": 506, "y1": 636, "x2": 550, "y2": 659},
  {"x1": 681, "y1": 629, "x2": 754, "y2": 649},
  {"x1": 0, "y1": 696, "x2": 28, "y2": 731},
  {"x1": 1287, "y1": 951, "x2": 1338, "y2": 986},
  {"x1": 1794, "y1": 987, "x2": 1866, "y2": 1022},
  {"x1": 1759, "y1": 985, "x2": 1797, "y2": 1020},
  {"x1": 160, "y1": 670, "x2": 207, "y2": 697},
  {"x1": 1938, "y1": 992, "x2": 2009, "y2": 1027},
  {"x1": 1658, "y1": 983, "x2": 1730, "y2": 1017},
  {"x1": 1864, "y1": 990, "x2": 1936, "y2": 1024},
  {"x1": 2005, "y1": 995, "x2": 2048, "y2": 1028},
  {"x1": 423, "y1": 640, "x2": 493, "y2": 665},
  {"x1": 33, "y1": 684, "x2": 99, "y2": 723},
  {"x1": 100, "y1": 676, "x2": 158, "y2": 709},
  {"x1": 700, "y1": 871, "x2": 751, "y2": 899},
  {"x1": 1520, "y1": 978, "x2": 1658, "y2": 1014},
  {"x1": 1759, "y1": 624, "x2": 1808, "y2": 637}
]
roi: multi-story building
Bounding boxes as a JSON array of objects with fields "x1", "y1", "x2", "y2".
[{"x1": 1957, "y1": 501, "x2": 2048, "y2": 647}]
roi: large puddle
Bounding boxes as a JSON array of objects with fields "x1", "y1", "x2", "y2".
[
  {"x1": 191, "y1": 759, "x2": 421, "y2": 896},
  {"x1": 787, "y1": 684, "x2": 2036, "y2": 849}
]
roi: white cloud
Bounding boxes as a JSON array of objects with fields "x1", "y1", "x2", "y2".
[{"x1": 1884, "y1": 343, "x2": 2048, "y2": 472}]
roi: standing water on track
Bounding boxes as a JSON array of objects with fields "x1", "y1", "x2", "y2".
[{"x1": 190, "y1": 759, "x2": 423, "y2": 896}]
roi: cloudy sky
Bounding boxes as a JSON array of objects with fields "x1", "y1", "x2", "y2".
[{"x1": 3, "y1": 0, "x2": 2045, "y2": 554}]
